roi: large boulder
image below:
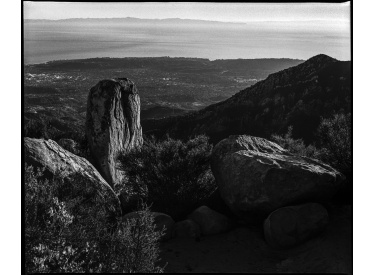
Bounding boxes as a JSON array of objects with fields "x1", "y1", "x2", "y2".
[
  {"x1": 86, "y1": 78, "x2": 143, "y2": 187},
  {"x1": 24, "y1": 137, "x2": 122, "y2": 218},
  {"x1": 122, "y1": 211, "x2": 175, "y2": 241},
  {"x1": 263, "y1": 203, "x2": 329, "y2": 249},
  {"x1": 188, "y1": 206, "x2": 231, "y2": 236},
  {"x1": 211, "y1": 135, "x2": 345, "y2": 221}
]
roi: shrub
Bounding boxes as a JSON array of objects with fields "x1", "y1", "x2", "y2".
[
  {"x1": 25, "y1": 164, "x2": 164, "y2": 273},
  {"x1": 24, "y1": 118, "x2": 54, "y2": 140},
  {"x1": 117, "y1": 135, "x2": 216, "y2": 220},
  {"x1": 271, "y1": 126, "x2": 323, "y2": 159},
  {"x1": 271, "y1": 113, "x2": 352, "y2": 177},
  {"x1": 24, "y1": 116, "x2": 90, "y2": 159},
  {"x1": 317, "y1": 113, "x2": 352, "y2": 175},
  {"x1": 56, "y1": 135, "x2": 90, "y2": 160}
]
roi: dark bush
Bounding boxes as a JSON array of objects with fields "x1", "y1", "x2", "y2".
[
  {"x1": 117, "y1": 135, "x2": 216, "y2": 220},
  {"x1": 24, "y1": 118, "x2": 56, "y2": 140},
  {"x1": 271, "y1": 126, "x2": 323, "y2": 159},
  {"x1": 24, "y1": 116, "x2": 90, "y2": 159},
  {"x1": 56, "y1": 132, "x2": 90, "y2": 159},
  {"x1": 317, "y1": 113, "x2": 352, "y2": 175},
  {"x1": 25, "y1": 164, "x2": 164, "y2": 273}
]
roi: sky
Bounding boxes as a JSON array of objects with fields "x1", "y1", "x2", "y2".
[{"x1": 24, "y1": 2, "x2": 350, "y2": 23}]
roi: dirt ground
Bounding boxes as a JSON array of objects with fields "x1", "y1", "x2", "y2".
[{"x1": 159, "y1": 204, "x2": 352, "y2": 273}]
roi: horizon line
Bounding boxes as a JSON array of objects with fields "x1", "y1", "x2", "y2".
[
  {"x1": 24, "y1": 54, "x2": 353, "y2": 67},
  {"x1": 23, "y1": 16, "x2": 350, "y2": 24}
]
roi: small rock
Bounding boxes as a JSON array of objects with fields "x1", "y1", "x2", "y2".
[
  {"x1": 188, "y1": 205, "x2": 231, "y2": 236},
  {"x1": 173, "y1": 219, "x2": 201, "y2": 240},
  {"x1": 263, "y1": 203, "x2": 329, "y2": 249}
]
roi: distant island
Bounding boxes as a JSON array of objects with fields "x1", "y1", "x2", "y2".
[{"x1": 24, "y1": 17, "x2": 248, "y2": 25}]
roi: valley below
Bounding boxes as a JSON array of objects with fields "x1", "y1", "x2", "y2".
[{"x1": 24, "y1": 57, "x2": 303, "y2": 137}]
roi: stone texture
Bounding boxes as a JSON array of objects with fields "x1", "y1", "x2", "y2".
[
  {"x1": 24, "y1": 137, "x2": 122, "y2": 218},
  {"x1": 211, "y1": 135, "x2": 345, "y2": 221},
  {"x1": 122, "y1": 211, "x2": 175, "y2": 241},
  {"x1": 86, "y1": 78, "x2": 143, "y2": 187},
  {"x1": 188, "y1": 206, "x2": 231, "y2": 236},
  {"x1": 173, "y1": 219, "x2": 201, "y2": 240},
  {"x1": 263, "y1": 203, "x2": 329, "y2": 249}
]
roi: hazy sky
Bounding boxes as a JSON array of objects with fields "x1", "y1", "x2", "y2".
[{"x1": 24, "y1": 2, "x2": 350, "y2": 23}]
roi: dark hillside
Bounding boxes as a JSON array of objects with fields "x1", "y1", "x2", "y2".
[{"x1": 143, "y1": 54, "x2": 351, "y2": 144}]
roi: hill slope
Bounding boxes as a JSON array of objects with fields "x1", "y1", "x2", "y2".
[{"x1": 143, "y1": 54, "x2": 351, "y2": 144}]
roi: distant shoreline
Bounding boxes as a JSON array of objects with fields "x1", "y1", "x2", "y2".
[{"x1": 23, "y1": 56, "x2": 306, "y2": 66}]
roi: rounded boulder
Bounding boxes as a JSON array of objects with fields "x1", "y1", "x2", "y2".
[{"x1": 263, "y1": 203, "x2": 329, "y2": 249}]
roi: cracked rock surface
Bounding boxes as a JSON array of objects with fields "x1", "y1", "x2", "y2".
[{"x1": 86, "y1": 78, "x2": 143, "y2": 187}]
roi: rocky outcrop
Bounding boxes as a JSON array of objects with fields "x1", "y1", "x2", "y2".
[
  {"x1": 24, "y1": 137, "x2": 122, "y2": 218},
  {"x1": 263, "y1": 203, "x2": 329, "y2": 249},
  {"x1": 86, "y1": 78, "x2": 143, "y2": 187},
  {"x1": 188, "y1": 206, "x2": 231, "y2": 236},
  {"x1": 173, "y1": 219, "x2": 201, "y2": 240},
  {"x1": 122, "y1": 211, "x2": 175, "y2": 241},
  {"x1": 211, "y1": 135, "x2": 345, "y2": 222}
]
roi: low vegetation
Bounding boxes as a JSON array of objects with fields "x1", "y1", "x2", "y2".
[
  {"x1": 271, "y1": 125, "x2": 322, "y2": 159},
  {"x1": 317, "y1": 113, "x2": 352, "y2": 177},
  {"x1": 271, "y1": 112, "x2": 352, "y2": 178},
  {"x1": 117, "y1": 135, "x2": 216, "y2": 220},
  {"x1": 24, "y1": 118, "x2": 90, "y2": 159},
  {"x1": 25, "y1": 165, "x2": 165, "y2": 273}
]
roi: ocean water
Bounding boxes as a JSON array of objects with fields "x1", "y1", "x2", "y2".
[{"x1": 23, "y1": 19, "x2": 351, "y2": 64}]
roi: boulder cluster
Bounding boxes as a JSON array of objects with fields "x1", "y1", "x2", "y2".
[
  {"x1": 211, "y1": 135, "x2": 345, "y2": 248},
  {"x1": 24, "y1": 78, "x2": 346, "y2": 249}
]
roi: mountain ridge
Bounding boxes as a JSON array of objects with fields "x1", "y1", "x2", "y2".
[{"x1": 142, "y1": 54, "x2": 351, "y2": 144}]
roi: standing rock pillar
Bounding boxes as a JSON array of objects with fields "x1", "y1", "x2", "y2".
[{"x1": 86, "y1": 78, "x2": 143, "y2": 187}]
